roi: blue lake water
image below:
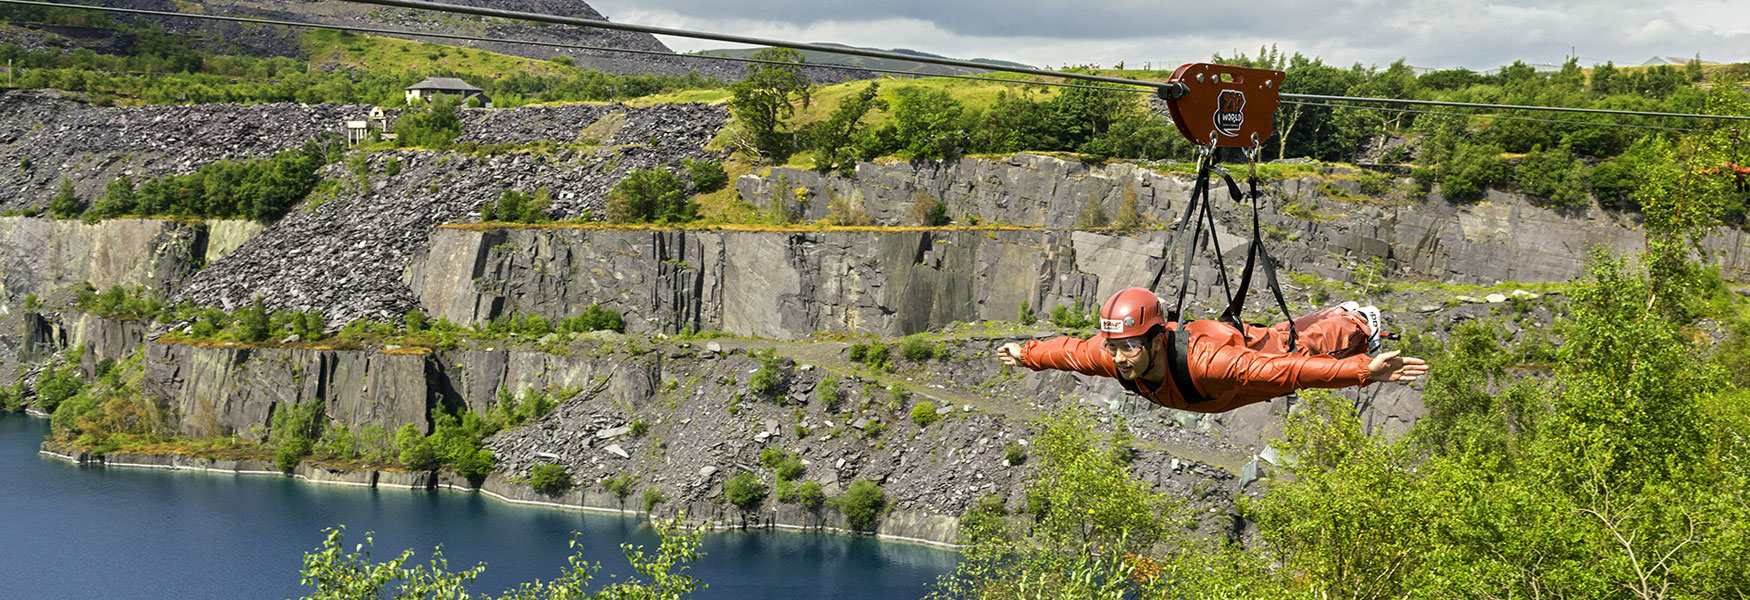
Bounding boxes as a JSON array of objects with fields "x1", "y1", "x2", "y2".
[{"x1": 0, "y1": 414, "x2": 955, "y2": 599}]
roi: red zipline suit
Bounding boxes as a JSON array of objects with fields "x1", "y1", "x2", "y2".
[{"x1": 1017, "y1": 307, "x2": 1377, "y2": 413}]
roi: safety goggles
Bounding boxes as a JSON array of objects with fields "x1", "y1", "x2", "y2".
[{"x1": 1103, "y1": 337, "x2": 1148, "y2": 354}]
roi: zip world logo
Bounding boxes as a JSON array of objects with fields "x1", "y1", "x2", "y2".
[{"x1": 1214, "y1": 89, "x2": 1246, "y2": 137}]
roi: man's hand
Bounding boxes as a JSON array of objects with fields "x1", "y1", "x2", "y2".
[
  {"x1": 996, "y1": 342, "x2": 1024, "y2": 366},
  {"x1": 1367, "y1": 350, "x2": 1428, "y2": 383}
]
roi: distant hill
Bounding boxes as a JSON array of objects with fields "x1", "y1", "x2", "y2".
[
  {"x1": 694, "y1": 42, "x2": 1035, "y2": 76},
  {"x1": 0, "y1": 0, "x2": 867, "y2": 82}
]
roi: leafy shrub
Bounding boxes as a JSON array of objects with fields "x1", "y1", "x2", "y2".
[
  {"x1": 847, "y1": 342, "x2": 892, "y2": 371},
  {"x1": 1018, "y1": 300, "x2": 1036, "y2": 324},
  {"x1": 395, "y1": 424, "x2": 439, "y2": 471},
  {"x1": 796, "y1": 480, "x2": 826, "y2": 510},
  {"x1": 1514, "y1": 145, "x2": 1590, "y2": 208},
  {"x1": 528, "y1": 463, "x2": 574, "y2": 496},
  {"x1": 76, "y1": 286, "x2": 163, "y2": 321},
  {"x1": 232, "y1": 299, "x2": 272, "y2": 343},
  {"x1": 629, "y1": 418, "x2": 649, "y2": 438},
  {"x1": 816, "y1": 373, "x2": 843, "y2": 412},
  {"x1": 1438, "y1": 142, "x2": 1507, "y2": 201},
  {"x1": 48, "y1": 178, "x2": 84, "y2": 219},
  {"x1": 724, "y1": 471, "x2": 768, "y2": 511},
  {"x1": 1004, "y1": 440, "x2": 1027, "y2": 466},
  {"x1": 682, "y1": 158, "x2": 728, "y2": 194},
  {"x1": 603, "y1": 472, "x2": 637, "y2": 503},
  {"x1": 557, "y1": 303, "x2": 624, "y2": 333},
  {"x1": 451, "y1": 447, "x2": 495, "y2": 485},
  {"x1": 394, "y1": 95, "x2": 462, "y2": 148},
  {"x1": 1587, "y1": 155, "x2": 1639, "y2": 211},
  {"x1": 479, "y1": 188, "x2": 551, "y2": 223},
  {"x1": 1049, "y1": 304, "x2": 1095, "y2": 329},
  {"x1": 311, "y1": 425, "x2": 359, "y2": 462},
  {"x1": 607, "y1": 167, "x2": 695, "y2": 223},
  {"x1": 832, "y1": 479, "x2": 887, "y2": 532},
  {"x1": 898, "y1": 335, "x2": 942, "y2": 361},
  {"x1": 269, "y1": 400, "x2": 324, "y2": 471},
  {"x1": 910, "y1": 401, "x2": 941, "y2": 427},
  {"x1": 642, "y1": 487, "x2": 667, "y2": 513},
  {"x1": 747, "y1": 350, "x2": 786, "y2": 399},
  {"x1": 759, "y1": 447, "x2": 805, "y2": 482}
]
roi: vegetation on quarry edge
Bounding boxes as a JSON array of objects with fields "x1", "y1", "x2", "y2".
[{"x1": 4, "y1": 4, "x2": 1750, "y2": 597}]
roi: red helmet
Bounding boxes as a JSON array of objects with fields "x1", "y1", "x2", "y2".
[{"x1": 1099, "y1": 287, "x2": 1165, "y2": 339}]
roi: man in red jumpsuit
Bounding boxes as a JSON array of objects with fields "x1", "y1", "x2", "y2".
[{"x1": 995, "y1": 287, "x2": 1427, "y2": 413}]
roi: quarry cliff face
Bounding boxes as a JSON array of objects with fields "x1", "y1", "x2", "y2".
[{"x1": 3, "y1": 96, "x2": 1736, "y2": 544}]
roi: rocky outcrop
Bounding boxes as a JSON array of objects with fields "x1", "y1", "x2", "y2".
[
  {"x1": 174, "y1": 104, "x2": 727, "y2": 325},
  {"x1": 737, "y1": 154, "x2": 1750, "y2": 285},
  {"x1": 0, "y1": 217, "x2": 207, "y2": 304},
  {"x1": 409, "y1": 227, "x2": 1209, "y2": 337},
  {"x1": 0, "y1": 92, "x2": 368, "y2": 211},
  {"x1": 142, "y1": 342, "x2": 434, "y2": 440}
]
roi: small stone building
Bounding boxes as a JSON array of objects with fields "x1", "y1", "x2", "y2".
[{"x1": 404, "y1": 77, "x2": 491, "y2": 106}]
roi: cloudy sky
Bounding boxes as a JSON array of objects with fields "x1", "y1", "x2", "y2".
[{"x1": 588, "y1": 0, "x2": 1749, "y2": 71}]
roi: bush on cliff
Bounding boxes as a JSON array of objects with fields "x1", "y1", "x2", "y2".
[
  {"x1": 270, "y1": 400, "x2": 325, "y2": 471},
  {"x1": 33, "y1": 349, "x2": 86, "y2": 413},
  {"x1": 116, "y1": 141, "x2": 330, "y2": 223},
  {"x1": 724, "y1": 471, "x2": 768, "y2": 512},
  {"x1": 76, "y1": 286, "x2": 162, "y2": 321},
  {"x1": 48, "y1": 177, "x2": 84, "y2": 219},
  {"x1": 478, "y1": 188, "x2": 551, "y2": 223},
  {"x1": 558, "y1": 303, "x2": 625, "y2": 334},
  {"x1": 832, "y1": 480, "x2": 886, "y2": 533},
  {"x1": 606, "y1": 167, "x2": 696, "y2": 223},
  {"x1": 528, "y1": 463, "x2": 574, "y2": 496},
  {"x1": 395, "y1": 423, "x2": 439, "y2": 471},
  {"x1": 683, "y1": 158, "x2": 728, "y2": 194}
]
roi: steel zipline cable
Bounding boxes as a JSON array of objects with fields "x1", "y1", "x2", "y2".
[
  {"x1": 0, "y1": 0, "x2": 1146, "y2": 93},
  {"x1": 7, "y1": 0, "x2": 1749, "y2": 124},
  {"x1": 1280, "y1": 100, "x2": 1704, "y2": 133},
  {"x1": 337, "y1": 0, "x2": 1750, "y2": 123}
]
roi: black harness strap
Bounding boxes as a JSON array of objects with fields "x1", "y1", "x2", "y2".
[
  {"x1": 1216, "y1": 170, "x2": 1299, "y2": 352},
  {"x1": 1162, "y1": 328, "x2": 1207, "y2": 403},
  {"x1": 1147, "y1": 150, "x2": 1303, "y2": 404}
]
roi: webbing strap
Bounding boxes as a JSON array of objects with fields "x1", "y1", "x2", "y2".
[
  {"x1": 1216, "y1": 172, "x2": 1299, "y2": 352},
  {"x1": 1163, "y1": 328, "x2": 1207, "y2": 404},
  {"x1": 1150, "y1": 153, "x2": 1300, "y2": 353}
]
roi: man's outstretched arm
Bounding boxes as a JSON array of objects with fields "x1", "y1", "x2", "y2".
[{"x1": 995, "y1": 336, "x2": 1119, "y2": 378}]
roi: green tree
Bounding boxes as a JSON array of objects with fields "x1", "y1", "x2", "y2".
[
  {"x1": 88, "y1": 177, "x2": 138, "y2": 218},
  {"x1": 394, "y1": 95, "x2": 462, "y2": 149},
  {"x1": 48, "y1": 177, "x2": 84, "y2": 219},
  {"x1": 728, "y1": 48, "x2": 811, "y2": 163},
  {"x1": 1438, "y1": 142, "x2": 1507, "y2": 202},
  {"x1": 607, "y1": 167, "x2": 694, "y2": 223},
  {"x1": 723, "y1": 471, "x2": 768, "y2": 514},
  {"x1": 528, "y1": 463, "x2": 574, "y2": 496},
  {"x1": 682, "y1": 158, "x2": 727, "y2": 194},
  {"x1": 297, "y1": 519, "x2": 704, "y2": 600},
  {"x1": 807, "y1": 81, "x2": 885, "y2": 175},
  {"x1": 887, "y1": 87, "x2": 965, "y2": 160},
  {"x1": 832, "y1": 480, "x2": 886, "y2": 533},
  {"x1": 1515, "y1": 144, "x2": 1590, "y2": 208}
]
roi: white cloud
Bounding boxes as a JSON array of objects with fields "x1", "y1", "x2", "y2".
[{"x1": 590, "y1": 0, "x2": 1749, "y2": 70}]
